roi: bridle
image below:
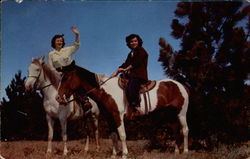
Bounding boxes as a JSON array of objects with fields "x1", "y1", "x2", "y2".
[
  {"x1": 27, "y1": 69, "x2": 41, "y2": 90},
  {"x1": 27, "y1": 65, "x2": 53, "y2": 90},
  {"x1": 61, "y1": 76, "x2": 113, "y2": 104}
]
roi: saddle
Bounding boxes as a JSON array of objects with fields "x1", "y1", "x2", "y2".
[
  {"x1": 118, "y1": 76, "x2": 156, "y2": 119},
  {"x1": 118, "y1": 77, "x2": 156, "y2": 93}
]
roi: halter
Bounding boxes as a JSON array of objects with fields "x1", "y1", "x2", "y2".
[
  {"x1": 27, "y1": 69, "x2": 41, "y2": 90},
  {"x1": 27, "y1": 65, "x2": 53, "y2": 91}
]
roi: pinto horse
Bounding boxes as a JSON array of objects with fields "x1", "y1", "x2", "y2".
[
  {"x1": 25, "y1": 56, "x2": 100, "y2": 155},
  {"x1": 57, "y1": 67, "x2": 189, "y2": 158}
]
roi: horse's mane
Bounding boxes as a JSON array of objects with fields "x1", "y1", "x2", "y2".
[
  {"x1": 74, "y1": 65, "x2": 100, "y2": 88},
  {"x1": 32, "y1": 59, "x2": 61, "y2": 88},
  {"x1": 42, "y1": 63, "x2": 61, "y2": 88},
  {"x1": 96, "y1": 74, "x2": 108, "y2": 85}
]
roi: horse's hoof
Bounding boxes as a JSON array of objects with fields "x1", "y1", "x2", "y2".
[
  {"x1": 174, "y1": 149, "x2": 180, "y2": 154},
  {"x1": 122, "y1": 154, "x2": 127, "y2": 159},
  {"x1": 46, "y1": 150, "x2": 52, "y2": 157},
  {"x1": 183, "y1": 149, "x2": 189, "y2": 153},
  {"x1": 46, "y1": 149, "x2": 52, "y2": 154},
  {"x1": 96, "y1": 146, "x2": 100, "y2": 152},
  {"x1": 63, "y1": 150, "x2": 68, "y2": 156},
  {"x1": 84, "y1": 148, "x2": 89, "y2": 152}
]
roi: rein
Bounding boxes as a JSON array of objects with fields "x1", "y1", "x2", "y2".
[
  {"x1": 28, "y1": 75, "x2": 39, "y2": 79},
  {"x1": 40, "y1": 83, "x2": 53, "y2": 90},
  {"x1": 64, "y1": 76, "x2": 113, "y2": 104},
  {"x1": 86, "y1": 76, "x2": 113, "y2": 95}
]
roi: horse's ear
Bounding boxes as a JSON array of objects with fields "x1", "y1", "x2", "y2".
[
  {"x1": 32, "y1": 58, "x2": 34, "y2": 62},
  {"x1": 39, "y1": 56, "x2": 45, "y2": 63}
]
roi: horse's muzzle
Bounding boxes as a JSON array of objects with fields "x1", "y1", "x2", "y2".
[
  {"x1": 56, "y1": 94, "x2": 68, "y2": 105},
  {"x1": 25, "y1": 84, "x2": 34, "y2": 93},
  {"x1": 25, "y1": 85, "x2": 30, "y2": 92}
]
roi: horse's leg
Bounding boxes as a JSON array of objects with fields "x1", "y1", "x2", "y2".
[
  {"x1": 46, "y1": 114, "x2": 54, "y2": 154},
  {"x1": 93, "y1": 114, "x2": 100, "y2": 151},
  {"x1": 84, "y1": 135, "x2": 90, "y2": 152},
  {"x1": 59, "y1": 118, "x2": 68, "y2": 155},
  {"x1": 117, "y1": 117, "x2": 128, "y2": 159},
  {"x1": 171, "y1": 122, "x2": 181, "y2": 154},
  {"x1": 110, "y1": 132, "x2": 119, "y2": 158},
  {"x1": 84, "y1": 117, "x2": 91, "y2": 152},
  {"x1": 178, "y1": 115, "x2": 189, "y2": 153}
]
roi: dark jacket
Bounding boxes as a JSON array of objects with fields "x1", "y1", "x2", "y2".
[{"x1": 119, "y1": 46, "x2": 148, "y2": 81}]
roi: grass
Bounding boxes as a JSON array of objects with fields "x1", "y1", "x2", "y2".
[{"x1": 0, "y1": 139, "x2": 249, "y2": 159}]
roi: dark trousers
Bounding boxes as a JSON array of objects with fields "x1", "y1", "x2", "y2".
[
  {"x1": 56, "y1": 61, "x2": 75, "y2": 73},
  {"x1": 126, "y1": 78, "x2": 145, "y2": 107}
]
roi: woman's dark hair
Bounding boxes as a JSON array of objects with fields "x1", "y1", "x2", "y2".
[
  {"x1": 51, "y1": 34, "x2": 65, "y2": 49},
  {"x1": 126, "y1": 34, "x2": 143, "y2": 49}
]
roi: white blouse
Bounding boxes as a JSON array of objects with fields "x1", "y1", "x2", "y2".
[{"x1": 48, "y1": 42, "x2": 80, "y2": 70}]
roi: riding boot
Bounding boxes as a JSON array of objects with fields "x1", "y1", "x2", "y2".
[
  {"x1": 132, "y1": 106, "x2": 143, "y2": 118},
  {"x1": 124, "y1": 106, "x2": 134, "y2": 120},
  {"x1": 125, "y1": 105, "x2": 143, "y2": 120},
  {"x1": 83, "y1": 101, "x2": 92, "y2": 115}
]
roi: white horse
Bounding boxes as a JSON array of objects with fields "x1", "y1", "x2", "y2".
[
  {"x1": 25, "y1": 56, "x2": 100, "y2": 155},
  {"x1": 56, "y1": 66, "x2": 189, "y2": 158}
]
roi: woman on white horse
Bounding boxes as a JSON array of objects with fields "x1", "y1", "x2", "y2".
[
  {"x1": 48, "y1": 26, "x2": 80, "y2": 75},
  {"x1": 111, "y1": 34, "x2": 149, "y2": 118},
  {"x1": 48, "y1": 26, "x2": 98, "y2": 106}
]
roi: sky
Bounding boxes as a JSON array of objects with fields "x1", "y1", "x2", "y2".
[{"x1": 1, "y1": 0, "x2": 181, "y2": 99}]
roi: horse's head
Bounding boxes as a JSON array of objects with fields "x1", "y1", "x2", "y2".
[
  {"x1": 56, "y1": 70, "x2": 80, "y2": 104},
  {"x1": 25, "y1": 56, "x2": 44, "y2": 92},
  {"x1": 56, "y1": 66, "x2": 99, "y2": 105}
]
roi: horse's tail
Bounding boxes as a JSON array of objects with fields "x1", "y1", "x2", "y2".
[{"x1": 183, "y1": 84, "x2": 190, "y2": 96}]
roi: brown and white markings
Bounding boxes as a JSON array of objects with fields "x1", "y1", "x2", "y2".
[{"x1": 57, "y1": 68, "x2": 189, "y2": 159}]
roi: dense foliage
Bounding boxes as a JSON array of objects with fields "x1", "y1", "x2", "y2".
[
  {"x1": 158, "y1": 2, "x2": 250, "y2": 144},
  {"x1": 0, "y1": 71, "x2": 46, "y2": 140}
]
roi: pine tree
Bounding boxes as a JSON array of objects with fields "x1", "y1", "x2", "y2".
[
  {"x1": 0, "y1": 71, "x2": 46, "y2": 140},
  {"x1": 158, "y1": 2, "x2": 250, "y2": 143}
]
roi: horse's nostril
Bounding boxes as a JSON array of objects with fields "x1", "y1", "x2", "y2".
[
  {"x1": 56, "y1": 95, "x2": 60, "y2": 101},
  {"x1": 56, "y1": 95, "x2": 63, "y2": 102},
  {"x1": 55, "y1": 95, "x2": 67, "y2": 105}
]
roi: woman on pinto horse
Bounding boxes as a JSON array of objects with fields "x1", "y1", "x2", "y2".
[
  {"x1": 48, "y1": 26, "x2": 97, "y2": 106},
  {"x1": 111, "y1": 34, "x2": 148, "y2": 117},
  {"x1": 56, "y1": 65, "x2": 190, "y2": 158}
]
